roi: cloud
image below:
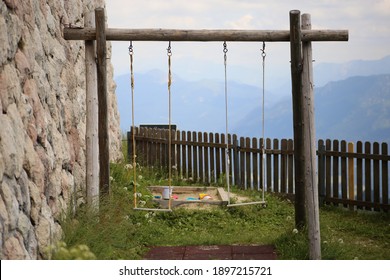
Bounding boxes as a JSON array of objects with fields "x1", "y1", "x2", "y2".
[{"x1": 226, "y1": 14, "x2": 255, "y2": 29}]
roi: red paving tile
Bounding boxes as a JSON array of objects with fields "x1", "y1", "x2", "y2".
[{"x1": 144, "y1": 245, "x2": 277, "y2": 260}]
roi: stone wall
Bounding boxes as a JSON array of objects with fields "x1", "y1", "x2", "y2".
[{"x1": 0, "y1": 0, "x2": 122, "y2": 259}]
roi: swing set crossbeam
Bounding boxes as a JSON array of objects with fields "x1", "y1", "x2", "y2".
[{"x1": 64, "y1": 27, "x2": 348, "y2": 42}]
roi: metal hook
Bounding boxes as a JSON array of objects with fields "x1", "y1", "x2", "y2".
[
  {"x1": 261, "y1": 41, "x2": 266, "y2": 58},
  {"x1": 223, "y1": 41, "x2": 228, "y2": 54},
  {"x1": 167, "y1": 41, "x2": 172, "y2": 56},
  {"x1": 129, "y1": 41, "x2": 133, "y2": 55}
]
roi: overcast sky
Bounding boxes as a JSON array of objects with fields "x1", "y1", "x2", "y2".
[{"x1": 105, "y1": 0, "x2": 390, "y2": 86}]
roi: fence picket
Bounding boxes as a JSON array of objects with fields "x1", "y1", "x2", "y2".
[
  {"x1": 348, "y1": 142, "x2": 355, "y2": 210},
  {"x1": 253, "y1": 138, "x2": 259, "y2": 190},
  {"x1": 215, "y1": 133, "x2": 221, "y2": 181},
  {"x1": 198, "y1": 132, "x2": 204, "y2": 183},
  {"x1": 288, "y1": 139, "x2": 294, "y2": 194},
  {"x1": 382, "y1": 143, "x2": 389, "y2": 209},
  {"x1": 333, "y1": 140, "x2": 340, "y2": 203},
  {"x1": 364, "y1": 142, "x2": 372, "y2": 210},
  {"x1": 266, "y1": 138, "x2": 272, "y2": 192},
  {"x1": 341, "y1": 140, "x2": 347, "y2": 207},
  {"x1": 187, "y1": 131, "x2": 192, "y2": 180},
  {"x1": 373, "y1": 142, "x2": 380, "y2": 211},
  {"x1": 209, "y1": 133, "x2": 215, "y2": 183},
  {"x1": 193, "y1": 131, "x2": 198, "y2": 182},
  {"x1": 204, "y1": 132, "x2": 209, "y2": 184},
  {"x1": 325, "y1": 139, "x2": 332, "y2": 202},
  {"x1": 356, "y1": 141, "x2": 363, "y2": 209},
  {"x1": 240, "y1": 137, "x2": 245, "y2": 189},
  {"x1": 273, "y1": 139, "x2": 280, "y2": 193},
  {"x1": 281, "y1": 139, "x2": 288, "y2": 193},
  {"x1": 181, "y1": 131, "x2": 187, "y2": 178}
]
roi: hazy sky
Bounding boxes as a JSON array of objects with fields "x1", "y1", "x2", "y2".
[{"x1": 106, "y1": 0, "x2": 390, "y2": 86}]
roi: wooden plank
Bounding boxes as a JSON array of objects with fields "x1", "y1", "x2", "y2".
[
  {"x1": 316, "y1": 150, "x2": 390, "y2": 161},
  {"x1": 325, "y1": 139, "x2": 332, "y2": 202},
  {"x1": 187, "y1": 131, "x2": 192, "y2": 180},
  {"x1": 233, "y1": 135, "x2": 239, "y2": 187},
  {"x1": 273, "y1": 139, "x2": 280, "y2": 193},
  {"x1": 85, "y1": 10, "x2": 99, "y2": 208},
  {"x1": 240, "y1": 137, "x2": 245, "y2": 189},
  {"x1": 95, "y1": 8, "x2": 110, "y2": 196},
  {"x1": 192, "y1": 131, "x2": 198, "y2": 182},
  {"x1": 348, "y1": 142, "x2": 355, "y2": 210},
  {"x1": 332, "y1": 140, "x2": 339, "y2": 202},
  {"x1": 318, "y1": 140, "x2": 325, "y2": 203},
  {"x1": 252, "y1": 138, "x2": 259, "y2": 190},
  {"x1": 266, "y1": 138, "x2": 272, "y2": 192},
  {"x1": 364, "y1": 142, "x2": 372, "y2": 210},
  {"x1": 64, "y1": 27, "x2": 348, "y2": 42},
  {"x1": 281, "y1": 139, "x2": 288, "y2": 193},
  {"x1": 356, "y1": 141, "x2": 363, "y2": 209},
  {"x1": 323, "y1": 197, "x2": 390, "y2": 211},
  {"x1": 228, "y1": 134, "x2": 233, "y2": 186},
  {"x1": 181, "y1": 131, "x2": 187, "y2": 179},
  {"x1": 341, "y1": 140, "x2": 347, "y2": 207},
  {"x1": 209, "y1": 133, "x2": 215, "y2": 183},
  {"x1": 215, "y1": 133, "x2": 221, "y2": 181},
  {"x1": 221, "y1": 133, "x2": 227, "y2": 182},
  {"x1": 198, "y1": 132, "x2": 204, "y2": 183},
  {"x1": 302, "y1": 13, "x2": 321, "y2": 260},
  {"x1": 204, "y1": 132, "x2": 209, "y2": 184},
  {"x1": 290, "y1": 10, "x2": 305, "y2": 228},
  {"x1": 288, "y1": 139, "x2": 294, "y2": 194},
  {"x1": 382, "y1": 143, "x2": 389, "y2": 209},
  {"x1": 246, "y1": 137, "x2": 251, "y2": 189},
  {"x1": 373, "y1": 142, "x2": 380, "y2": 211}
]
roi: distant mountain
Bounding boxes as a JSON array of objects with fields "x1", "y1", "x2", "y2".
[
  {"x1": 115, "y1": 70, "x2": 266, "y2": 134},
  {"x1": 233, "y1": 74, "x2": 390, "y2": 143},
  {"x1": 314, "y1": 55, "x2": 390, "y2": 87},
  {"x1": 115, "y1": 56, "x2": 390, "y2": 143}
]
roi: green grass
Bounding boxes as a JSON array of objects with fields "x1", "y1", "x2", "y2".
[{"x1": 57, "y1": 145, "x2": 390, "y2": 259}]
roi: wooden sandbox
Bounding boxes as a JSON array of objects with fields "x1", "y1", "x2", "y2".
[{"x1": 148, "y1": 186, "x2": 229, "y2": 208}]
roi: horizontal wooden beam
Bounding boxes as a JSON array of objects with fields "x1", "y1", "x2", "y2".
[{"x1": 64, "y1": 27, "x2": 348, "y2": 42}]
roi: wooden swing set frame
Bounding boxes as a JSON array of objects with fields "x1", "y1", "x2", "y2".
[{"x1": 63, "y1": 8, "x2": 348, "y2": 259}]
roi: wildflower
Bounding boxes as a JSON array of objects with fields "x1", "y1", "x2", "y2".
[
  {"x1": 338, "y1": 238, "x2": 344, "y2": 244},
  {"x1": 292, "y1": 228, "x2": 298, "y2": 234},
  {"x1": 123, "y1": 187, "x2": 128, "y2": 191},
  {"x1": 145, "y1": 213, "x2": 150, "y2": 219},
  {"x1": 124, "y1": 164, "x2": 133, "y2": 170},
  {"x1": 172, "y1": 165, "x2": 177, "y2": 170},
  {"x1": 139, "y1": 200, "x2": 146, "y2": 206},
  {"x1": 136, "y1": 193, "x2": 142, "y2": 198},
  {"x1": 323, "y1": 240, "x2": 328, "y2": 244},
  {"x1": 138, "y1": 175, "x2": 143, "y2": 180},
  {"x1": 109, "y1": 176, "x2": 114, "y2": 182},
  {"x1": 286, "y1": 216, "x2": 292, "y2": 221}
]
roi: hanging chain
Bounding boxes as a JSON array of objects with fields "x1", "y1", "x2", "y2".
[
  {"x1": 167, "y1": 41, "x2": 173, "y2": 210},
  {"x1": 223, "y1": 41, "x2": 231, "y2": 203},
  {"x1": 129, "y1": 41, "x2": 138, "y2": 208},
  {"x1": 260, "y1": 41, "x2": 266, "y2": 197}
]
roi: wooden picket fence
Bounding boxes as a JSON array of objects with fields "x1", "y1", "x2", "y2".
[{"x1": 128, "y1": 127, "x2": 390, "y2": 211}]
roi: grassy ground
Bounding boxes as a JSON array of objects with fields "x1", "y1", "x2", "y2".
[{"x1": 56, "y1": 158, "x2": 390, "y2": 260}]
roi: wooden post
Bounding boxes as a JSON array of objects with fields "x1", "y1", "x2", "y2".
[
  {"x1": 289, "y1": 10, "x2": 306, "y2": 229},
  {"x1": 95, "y1": 8, "x2": 110, "y2": 196},
  {"x1": 302, "y1": 13, "x2": 321, "y2": 260},
  {"x1": 85, "y1": 10, "x2": 99, "y2": 208}
]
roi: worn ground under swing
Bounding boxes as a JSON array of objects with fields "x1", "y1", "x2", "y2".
[{"x1": 144, "y1": 244, "x2": 277, "y2": 260}]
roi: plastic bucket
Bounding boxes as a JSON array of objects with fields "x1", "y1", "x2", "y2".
[{"x1": 162, "y1": 187, "x2": 172, "y2": 200}]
